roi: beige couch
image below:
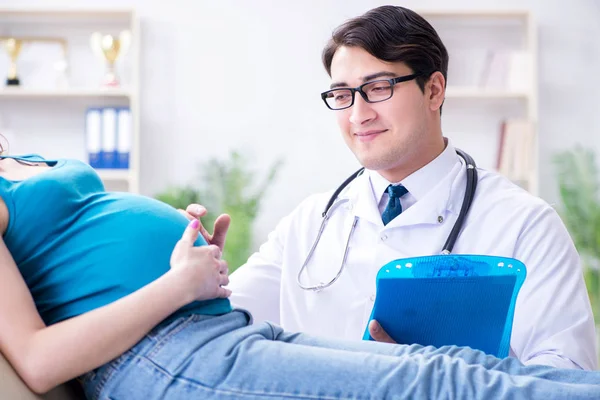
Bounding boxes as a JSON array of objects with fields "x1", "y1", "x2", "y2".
[{"x1": 0, "y1": 351, "x2": 84, "y2": 400}]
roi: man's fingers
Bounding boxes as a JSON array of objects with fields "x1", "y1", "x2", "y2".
[
  {"x1": 369, "y1": 320, "x2": 396, "y2": 344},
  {"x1": 185, "y1": 204, "x2": 207, "y2": 218},
  {"x1": 211, "y1": 214, "x2": 231, "y2": 250},
  {"x1": 180, "y1": 219, "x2": 200, "y2": 245}
]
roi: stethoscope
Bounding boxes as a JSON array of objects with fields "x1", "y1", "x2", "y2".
[{"x1": 297, "y1": 149, "x2": 478, "y2": 292}]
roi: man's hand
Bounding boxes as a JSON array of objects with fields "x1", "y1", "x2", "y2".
[
  {"x1": 178, "y1": 204, "x2": 231, "y2": 252},
  {"x1": 368, "y1": 320, "x2": 397, "y2": 344}
]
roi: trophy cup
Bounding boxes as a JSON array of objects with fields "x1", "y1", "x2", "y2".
[
  {"x1": 90, "y1": 30, "x2": 131, "y2": 87},
  {"x1": 3, "y1": 38, "x2": 23, "y2": 86}
]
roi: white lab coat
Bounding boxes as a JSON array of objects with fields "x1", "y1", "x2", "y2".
[{"x1": 228, "y1": 143, "x2": 598, "y2": 370}]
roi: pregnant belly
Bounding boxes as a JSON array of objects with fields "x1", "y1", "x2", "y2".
[{"x1": 32, "y1": 192, "x2": 208, "y2": 324}]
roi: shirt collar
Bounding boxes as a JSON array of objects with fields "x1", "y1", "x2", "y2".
[
  {"x1": 344, "y1": 138, "x2": 465, "y2": 228},
  {"x1": 368, "y1": 138, "x2": 459, "y2": 205}
]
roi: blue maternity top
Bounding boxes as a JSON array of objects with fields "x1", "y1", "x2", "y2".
[{"x1": 0, "y1": 154, "x2": 232, "y2": 325}]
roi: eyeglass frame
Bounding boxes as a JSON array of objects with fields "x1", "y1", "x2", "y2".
[{"x1": 320, "y1": 72, "x2": 425, "y2": 111}]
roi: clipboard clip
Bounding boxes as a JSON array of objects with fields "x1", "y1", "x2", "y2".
[{"x1": 432, "y1": 259, "x2": 475, "y2": 277}]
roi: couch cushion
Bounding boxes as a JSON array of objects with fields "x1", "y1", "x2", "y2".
[{"x1": 0, "y1": 351, "x2": 84, "y2": 400}]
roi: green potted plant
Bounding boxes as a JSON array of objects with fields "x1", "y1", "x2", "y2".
[
  {"x1": 155, "y1": 150, "x2": 283, "y2": 274},
  {"x1": 553, "y1": 146, "x2": 600, "y2": 327}
]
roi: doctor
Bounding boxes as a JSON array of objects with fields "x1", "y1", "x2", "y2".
[{"x1": 184, "y1": 5, "x2": 597, "y2": 370}]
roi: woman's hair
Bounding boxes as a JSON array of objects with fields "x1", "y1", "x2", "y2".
[{"x1": 321, "y1": 5, "x2": 449, "y2": 92}]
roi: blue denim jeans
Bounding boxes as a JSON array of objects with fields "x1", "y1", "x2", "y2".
[{"x1": 81, "y1": 310, "x2": 600, "y2": 399}]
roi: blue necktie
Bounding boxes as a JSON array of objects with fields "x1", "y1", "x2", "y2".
[{"x1": 382, "y1": 184, "x2": 408, "y2": 225}]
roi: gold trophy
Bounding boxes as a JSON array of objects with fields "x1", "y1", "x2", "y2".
[
  {"x1": 90, "y1": 30, "x2": 131, "y2": 87},
  {"x1": 1, "y1": 36, "x2": 68, "y2": 88},
  {"x1": 3, "y1": 38, "x2": 23, "y2": 86}
]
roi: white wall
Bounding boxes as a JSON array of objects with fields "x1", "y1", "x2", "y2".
[{"x1": 1, "y1": 0, "x2": 599, "y2": 250}]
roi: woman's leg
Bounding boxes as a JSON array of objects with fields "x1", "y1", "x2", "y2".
[
  {"x1": 88, "y1": 311, "x2": 600, "y2": 400},
  {"x1": 277, "y1": 330, "x2": 596, "y2": 384}
]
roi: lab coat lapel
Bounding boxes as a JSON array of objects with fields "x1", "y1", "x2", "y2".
[
  {"x1": 346, "y1": 172, "x2": 385, "y2": 227},
  {"x1": 385, "y1": 187, "x2": 449, "y2": 228},
  {"x1": 384, "y1": 158, "x2": 464, "y2": 229}
]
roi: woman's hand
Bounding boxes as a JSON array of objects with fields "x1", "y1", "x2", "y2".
[
  {"x1": 170, "y1": 219, "x2": 231, "y2": 303},
  {"x1": 178, "y1": 204, "x2": 231, "y2": 252}
]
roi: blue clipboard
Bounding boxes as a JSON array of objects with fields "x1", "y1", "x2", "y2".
[{"x1": 362, "y1": 255, "x2": 527, "y2": 358}]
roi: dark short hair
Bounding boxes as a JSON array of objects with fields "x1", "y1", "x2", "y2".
[{"x1": 322, "y1": 5, "x2": 449, "y2": 93}]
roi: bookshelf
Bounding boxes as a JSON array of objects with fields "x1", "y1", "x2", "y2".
[
  {"x1": 97, "y1": 168, "x2": 132, "y2": 181},
  {"x1": 419, "y1": 10, "x2": 538, "y2": 195},
  {"x1": 0, "y1": 87, "x2": 133, "y2": 98},
  {"x1": 0, "y1": 8, "x2": 140, "y2": 193}
]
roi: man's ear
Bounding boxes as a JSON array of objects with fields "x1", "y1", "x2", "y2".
[{"x1": 427, "y1": 71, "x2": 446, "y2": 112}]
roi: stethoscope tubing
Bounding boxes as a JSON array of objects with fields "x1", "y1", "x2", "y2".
[{"x1": 297, "y1": 149, "x2": 477, "y2": 292}]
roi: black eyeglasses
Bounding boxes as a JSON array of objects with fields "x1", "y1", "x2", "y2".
[{"x1": 320, "y1": 73, "x2": 422, "y2": 110}]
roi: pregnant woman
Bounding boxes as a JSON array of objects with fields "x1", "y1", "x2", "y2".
[{"x1": 0, "y1": 153, "x2": 598, "y2": 400}]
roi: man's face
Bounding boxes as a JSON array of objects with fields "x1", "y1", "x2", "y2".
[{"x1": 329, "y1": 46, "x2": 441, "y2": 179}]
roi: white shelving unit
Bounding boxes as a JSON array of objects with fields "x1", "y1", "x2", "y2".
[
  {"x1": 444, "y1": 86, "x2": 530, "y2": 99},
  {"x1": 418, "y1": 10, "x2": 538, "y2": 195},
  {"x1": 0, "y1": 87, "x2": 133, "y2": 98},
  {"x1": 96, "y1": 168, "x2": 132, "y2": 181},
  {"x1": 0, "y1": 8, "x2": 140, "y2": 193}
]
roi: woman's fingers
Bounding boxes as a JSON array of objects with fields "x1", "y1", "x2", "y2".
[
  {"x1": 182, "y1": 204, "x2": 213, "y2": 243},
  {"x1": 185, "y1": 204, "x2": 207, "y2": 218},
  {"x1": 220, "y1": 273, "x2": 230, "y2": 287},
  {"x1": 177, "y1": 209, "x2": 195, "y2": 221},
  {"x1": 217, "y1": 287, "x2": 232, "y2": 298},
  {"x1": 219, "y1": 260, "x2": 228, "y2": 275},
  {"x1": 210, "y1": 214, "x2": 231, "y2": 251},
  {"x1": 205, "y1": 244, "x2": 221, "y2": 260},
  {"x1": 183, "y1": 204, "x2": 230, "y2": 253},
  {"x1": 180, "y1": 219, "x2": 200, "y2": 245}
]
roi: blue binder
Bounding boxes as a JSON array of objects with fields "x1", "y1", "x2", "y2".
[
  {"x1": 86, "y1": 108, "x2": 102, "y2": 169},
  {"x1": 362, "y1": 255, "x2": 527, "y2": 358}
]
